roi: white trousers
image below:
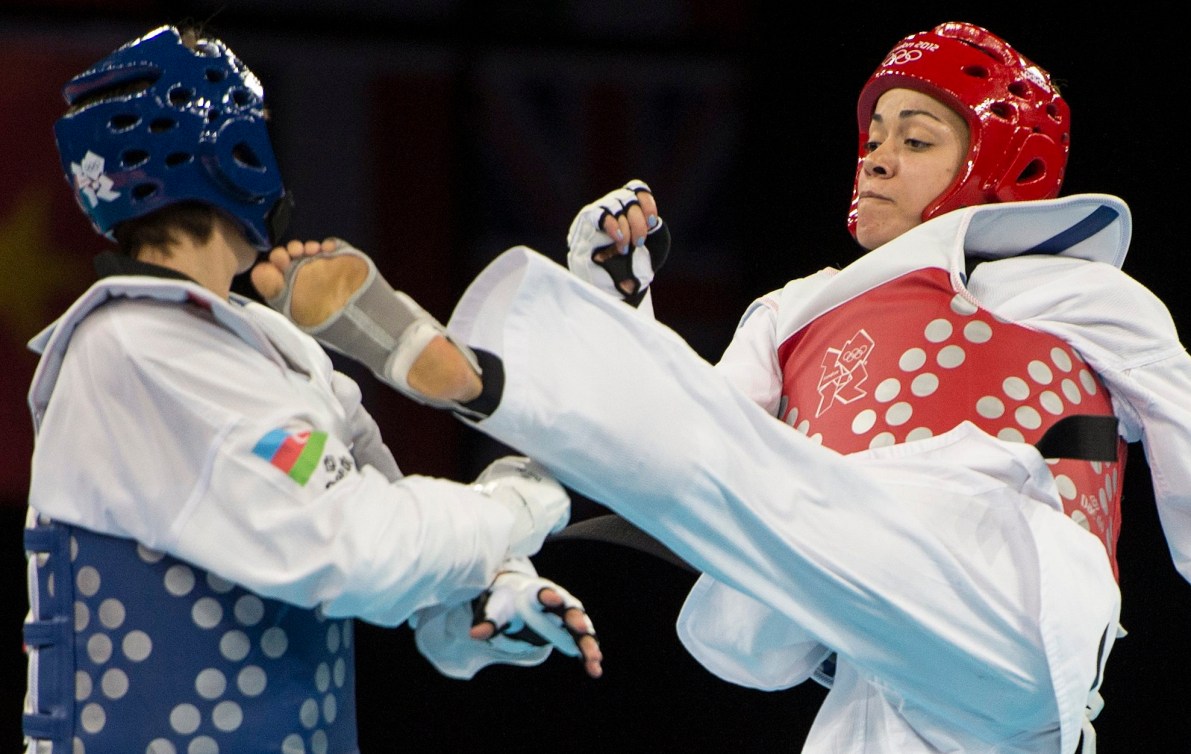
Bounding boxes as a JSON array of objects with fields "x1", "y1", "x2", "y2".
[{"x1": 449, "y1": 247, "x2": 1120, "y2": 754}]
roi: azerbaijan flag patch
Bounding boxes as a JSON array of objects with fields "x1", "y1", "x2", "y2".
[{"x1": 252, "y1": 428, "x2": 328, "y2": 486}]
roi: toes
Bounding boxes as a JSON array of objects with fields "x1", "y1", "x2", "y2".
[
  {"x1": 285, "y1": 239, "x2": 306, "y2": 258},
  {"x1": 249, "y1": 261, "x2": 285, "y2": 302}
]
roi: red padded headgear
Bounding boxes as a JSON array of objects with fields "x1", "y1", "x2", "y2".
[{"x1": 848, "y1": 22, "x2": 1070, "y2": 237}]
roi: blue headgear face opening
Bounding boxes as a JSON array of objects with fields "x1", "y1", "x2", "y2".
[{"x1": 53, "y1": 26, "x2": 291, "y2": 251}]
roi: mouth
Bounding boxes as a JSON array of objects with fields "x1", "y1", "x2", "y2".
[{"x1": 857, "y1": 191, "x2": 891, "y2": 202}]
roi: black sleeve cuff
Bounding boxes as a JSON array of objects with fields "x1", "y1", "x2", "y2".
[{"x1": 457, "y1": 348, "x2": 504, "y2": 419}]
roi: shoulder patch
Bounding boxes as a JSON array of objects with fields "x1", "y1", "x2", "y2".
[{"x1": 252, "y1": 428, "x2": 329, "y2": 485}]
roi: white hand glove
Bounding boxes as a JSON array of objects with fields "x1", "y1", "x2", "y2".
[
  {"x1": 566, "y1": 179, "x2": 669, "y2": 307},
  {"x1": 471, "y1": 557, "x2": 596, "y2": 658},
  {"x1": 472, "y1": 456, "x2": 570, "y2": 557}
]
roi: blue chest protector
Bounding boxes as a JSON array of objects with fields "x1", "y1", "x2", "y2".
[{"x1": 24, "y1": 518, "x2": 359, "y2": 754}]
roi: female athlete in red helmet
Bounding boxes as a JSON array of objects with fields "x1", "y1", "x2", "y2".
[{"x1": 256, "y1": 22, "x2": 1188, "y2": 754}]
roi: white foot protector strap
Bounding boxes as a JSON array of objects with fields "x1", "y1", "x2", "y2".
[{"x1": 266, "y1": 241, "x2": 482, "y2": 414}]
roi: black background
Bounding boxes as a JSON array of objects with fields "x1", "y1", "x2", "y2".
[{"x1": 2, "y1": 2, "x2": 1188, "y2": 751}]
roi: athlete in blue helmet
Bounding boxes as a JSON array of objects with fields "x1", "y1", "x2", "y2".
[
  {"x1": 53, "y1": 25, "x2": 291, "y2": 252},
  {"x1": 25, "y1": 25, "x2": 600, "y2": 754}
]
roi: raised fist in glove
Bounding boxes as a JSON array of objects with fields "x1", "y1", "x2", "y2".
[
  {"x1": 470, "y1": 557, "x2": 602, "y2": 678},
  {"x1": 472, "y1": 456, "x2": 570, "y2": 558},
  {"x1": 567, "y1": 179, "x2": 670, "y2": 307}
]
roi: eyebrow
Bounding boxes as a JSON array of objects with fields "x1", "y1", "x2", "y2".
[{"x1": 871, "y1": 109, "x2": 948, "y2": 124}]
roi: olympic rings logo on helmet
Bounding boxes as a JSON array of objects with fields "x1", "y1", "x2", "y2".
[{"x1": 883, "y1": 48, "x2": 923, "y2": 66}]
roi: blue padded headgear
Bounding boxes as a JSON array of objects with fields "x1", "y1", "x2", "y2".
[{"x1": 53, "y1": 26, "x2": 292, "y2": 250}]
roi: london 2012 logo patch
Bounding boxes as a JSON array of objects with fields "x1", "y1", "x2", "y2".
[
  {"x1": 816, "y1": 329, "x2": 875, "y2": 417},
  {"x1": 70, "y1": 150, "x2": 120, "y2": 207}
]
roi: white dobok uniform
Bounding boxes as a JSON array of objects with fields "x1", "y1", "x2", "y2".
[
  {"x1": 24, "y1": 258, "x2": 544, "y2": 753},
  {"x1": 446, "y1": 194, "x2": 1191, "y2": 754}
]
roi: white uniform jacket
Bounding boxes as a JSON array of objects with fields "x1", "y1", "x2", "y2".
[
  {"x1": 27, "y1": 265, "x2": 515, "y2": 627},
  {"x1": 24, "y1": 258, "x2": 555, "y2": 753}
]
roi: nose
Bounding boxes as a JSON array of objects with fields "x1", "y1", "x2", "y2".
[{"x1": 863, "y1": 142, "x2": 893, "y2": 177}]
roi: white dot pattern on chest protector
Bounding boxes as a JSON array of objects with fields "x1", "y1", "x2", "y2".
[
  {"x1": 1062, "y1": 378, "x2": 1083, "y2": 404},
  {"x1": 776, "y1": 268, "x2": 1124, "y2": 572},
  {"x1": 138, "y1": 545, "x2": 165, "y2": 563},
  {"x1": 1002, "y1": 376, "x2": 1030, "y2": 401},
  {"x1": 963, "y1": 320, "x2": 992, "y2": 343},
  {"x1": 905, "y1": 427, "x2": 934, "y2": 442},
  {"x1": 898, "y1": 348, "x2": 926, "y2": 371},
  {"x1": 80, "y1": 702, "x2": 105, "y2": 733},
  {"x1": 164, "y1": 565, "x2": 195, "y2": 596},
  {"x1": 1051, "y1": 347, "x2": 1074, "y2": 372},
  {"x1": 1039, "y1": 390, "x2": 1063, "y2": 415},
  {"x1": 170, "y1": 703, "x2": 201, "y2": 734},
  {"x1": 936, "y1": 345, "x2": 966, "y2": 368},
  {"x1": 212, "y1": 700, "x2": 244, "y2": 732},
  {"x1": 193, "y1": 597, "x2": 224, "y2": 629},
  {"x1": 885, "y1": 402, "x2": 913, "y2": 426},
  {"x1": 910, "y1": 373, "x2": 939, "y2": 397},
  {"x1": 924, "y1": 318, "x2": 952, "y2": 342},
  {"x1": 87, "y1": 633, "x2": 112, "y2": 664},
  {"x1": 282, "y1": 734, "x2": 306, "y2": 753},
  {"x1": 123, "y1": 630, "x2": 153, "y2": 661},
  {"x1": 852, "y1": 409, "x2": 877, "y2": 434},
  {"x1": 220, "y1": 630, "x2": 250, "y2": 662},
  {"x1": 234, "y1": 595, "x2": 265, "y2": 626},
  {"x1": 196, "y1": 669, "x2": 227, "y2": 699},
  {"x1": 869, "y1": 431, "x2": 896, "y2": 450},
  {"x1": 76, "y1": 671, "x2": 92, "y2": 702},
  {"x1": 98, "y1": 598, "x2": 125, "y2": 629},
  {"x1": 191, "y1": 737, "x2": 220, "y2": 754},
  {"x1": 101, "y1": 668, "x2": 129, "y2": 700},
  {"x1": 874, "y1": 378, "x2": 901, "y2": 402},
  {"x1": 237, "y1": 665, "x2": 267, "y2": 697},
  {"x1": 43, "y1": 526, "x2": 357, "y2": 754},
  {"x1": 949, "y1": 293, "x2": 978, "y2": 316},
  {"x1": 1028, "y1": 360, "x2": 1054, "y2": 384},
  {"x1": 976, "y1": 396, "x2": 1005, "y2": 419},
  {"x1": 77, "y1": 566, "x2": 101, "y2": 597}
]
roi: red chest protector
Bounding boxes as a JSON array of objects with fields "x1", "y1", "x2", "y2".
[{"x1": 776, "y1": 267, "x2": 1126, "y2": 579}]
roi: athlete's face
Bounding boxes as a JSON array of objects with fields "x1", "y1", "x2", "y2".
[
  {"x1": 854, "y1": 88, "x2": 969, "y2": 251},
  {"x1": 225, "y1": 219, "x2": 260, "y2": 275}
]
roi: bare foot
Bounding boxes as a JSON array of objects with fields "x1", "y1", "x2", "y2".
[
  {"x1": 252, "y1": 238, "x2": 483, "y2": 404},
  {"x1": 250, "y1": 239, "x2": 369, "y2": 327}
]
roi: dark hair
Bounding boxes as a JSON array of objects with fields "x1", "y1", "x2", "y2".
[{"x1": 113, "y1": 201, "x2": 219, "y2": 257}]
